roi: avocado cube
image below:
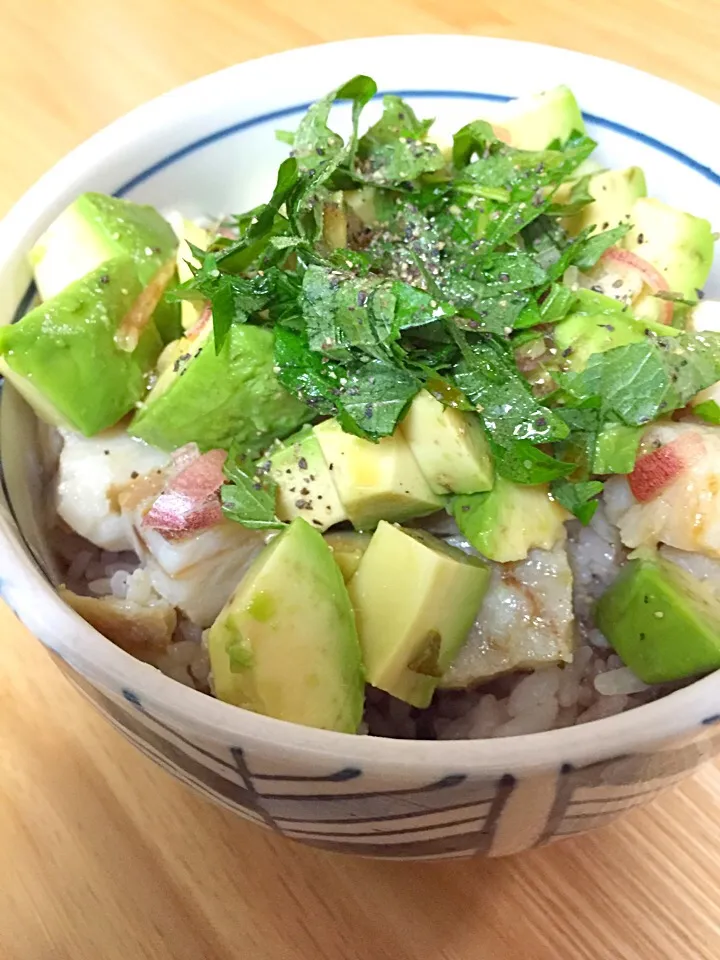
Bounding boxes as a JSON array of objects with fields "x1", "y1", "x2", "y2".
[
  {"x1": 624, "y1": 198, "x2": 714, "y2": 300},
  {"x1": 130, "y1": 323, "x2": 312, "y2": 455},
  {"x1": 313, "y1": 419, "x2": 443, "y2": 531},
  {"x1": 561, "y1": 167, "x2": 647, "y2": 237},
  {"x1": 348, "y1": 521, "x2": 491, "y2": 707},
  {"x1": 325, "y1": 531, "x2": 372, "y2": 582},
  {"x1": 268, "y1": 426, "x2": 348, "y2": 532},
  {"x1": 495, "y1": 85, "x2": 585, "y2": 150},
  {"x1": 0, "y1": 258, "x2": 162, "y2": 434},
  {"x1": 554, "y1": 308, "x2": 677, "y2": 372},
  {"x1": 30, "y1": 192, "x2": 181, "y2": 342},
  {"x1": 400, "y1": 390, "x2": 494, "y2": 496},
  {"x1": 207, "y1": 518, "x2": 365, "y2": 732},
  {"x1": 596, "y1": 555, "x2": 720, "y2": 684},
  {"x1": 452, "y1": 476, "x2": 568, "y2": 563}
]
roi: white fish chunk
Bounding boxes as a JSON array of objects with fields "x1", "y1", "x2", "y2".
[
  {"x1": 441, "y1": 542, "x2": 575, "y2": 688},
  {"x1": 604, "y1": 421, "x2": 720, "y2": 559},
  {"x1": 56, "y1": 428, "x2": 168, "y2": 551},
  {"x1": 127, "y1": 503, "x2": 265, "y2": 627}
]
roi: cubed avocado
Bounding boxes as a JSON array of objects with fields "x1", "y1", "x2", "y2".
[
  {"x1": 561, "y1": 167, "x2": 647, "y2": 236},
  {"x1": 452, "y1": 476, "x2": 568, "y2": 563},
  {"x1": 313, "y1": 419, "x2": 443, "y2": 530},
  {"x1": 624, "y1": 198, "x2": 714, "y2": 299},
  {"x1": 347, "y1": 521, "x2": 491, "y2": 707},
  {"x1": 207, "y1": 517, "x2": 365, "y2": 732},
  {"x1": 325, "y1": 531, "x2": 372, "y2": 582},
  {"x1": 595, "y1": 555, "x2": 720, "y2": 683},
  {"x1": 554, "y1": 303, "x2": 678, "y2": 373},
  {"x1": 267, "y1": 426, "x2": 348, "y2": 531},
  {"x1": 29, "y1": 192, "x2": 181, "y2": 342},
  {"x1": 130, "y1": 322, "x2": 312, "y2": 455},
  {"x1": 399, "y1": 390, "x2": 494, "y2": 496},
  {"x1": 0, "y1": 258, "x2": 162, "y2": 434},
  {"x1": 494, "y1": 85, "x2": 585, "y2": 150}
]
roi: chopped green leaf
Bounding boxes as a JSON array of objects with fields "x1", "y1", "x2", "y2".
[
  {"x1": 357, "y1": 95, "x2": 444, "y2": 185},
  {"x1": 546, "y1": 175, "x2": 594, "y2": 217},
  {"x1": 452, "y1": 120, "x2": 497, "y2": 168},
  {"x1": 453, "y1": 334, "x2": 569, "y2": 445},
  {"x1": 292, "y1": 75, "x2": 376, "y2": 172},
  {"x1": 571, "y1": 223, "x2": 631, "y2": 271},
  {"x1": 551, "y1": 478, "x2": 604, "y2": 523},
  {"x1": 561, "y1": 333, "x2": 720, "y2": 426},
  {"x1": 221, "y1": 457, "x2": 286, "y2": 530},
  {"x1": 489, "y1": 438, "x2": 575, "y2": 484},
  {"x1": 337, "y1": 358, "x2": 420, "y2": 438}
]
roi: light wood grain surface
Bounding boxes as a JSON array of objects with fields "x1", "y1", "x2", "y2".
[{"x1": 2, "y1": 3, "x2": 720, "y2": 958}]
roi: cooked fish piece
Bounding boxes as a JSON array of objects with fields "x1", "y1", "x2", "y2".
[
  {"x1": 604, "y1": 421, "x2": 720, "y2": 559},
  {"x1": 60, "y1": 586, "x2": 176, "y2": 659},
  {"x1": 122, "y1": 447, "x2": 265, "y2": 627},
  {"x1": 440, "y1": 542, "x2": 575, "y2": 688},
  {"x1": 55, "y1": 428, "x2": 168, "y2": 552}
]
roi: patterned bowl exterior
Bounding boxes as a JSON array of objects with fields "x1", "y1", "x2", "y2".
[
  {"x1": 1, "y1": 37, "x2": 720, "y2": 859},
  {"x1": 40, "y1": 655, "x2": 720, "y2": 859}
]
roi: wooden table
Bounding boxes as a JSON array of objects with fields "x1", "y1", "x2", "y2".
[{"x1": 2, "y1": 2, "x2": 720, "y2": 957}]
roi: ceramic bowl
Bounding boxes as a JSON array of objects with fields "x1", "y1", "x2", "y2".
[{"x1": 1, "y1": 35, "x2": 720, "y2": 861}]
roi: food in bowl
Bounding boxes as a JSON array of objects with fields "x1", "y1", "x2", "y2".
[{"x1": 5, "y1": 76, "x2": 719, "y2": 740}]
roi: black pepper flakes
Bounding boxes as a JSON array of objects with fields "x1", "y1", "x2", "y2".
[
  {"x1": 637, "y1": 232, "x2": 645, "y2": 244},
  {"x1": 130, "y1": 471, "x2": 139, "y2": 480},
  {"x1": 297, "y1": 457, "x2": 308, "y2": 471},
  {"x1": 99, "y1": 273, "x2": 110, "y2": 285}
]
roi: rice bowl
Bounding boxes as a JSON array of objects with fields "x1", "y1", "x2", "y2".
[{"x1": 2, "y1": 36, "x2": 720, "y2": 859}]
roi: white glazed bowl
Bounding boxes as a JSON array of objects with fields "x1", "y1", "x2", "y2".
[{"x1": 1, "y1": 36, "x2": 720, "y2": 861}]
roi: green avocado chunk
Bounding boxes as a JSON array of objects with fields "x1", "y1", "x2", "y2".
[
  {"x1": 595, "y1": 555, "x2": 720, "y2": 684},
  {"x1": 452, "y1": 476, "x2": 568, "y2": 563},
  {"x1": 268, "y1": 426, "x2": 348, "y2": 531},
  {"x1": 494, "y1": 85, "x2": 585, "y2": 150},
  {"x1": 399, "y1": 389, "x2": 494, "y2": 496},
  {"x1": 624, "y1": 198, "x2": 714, "y2": 300},
  {"x1": 553, "y1": 298, "x2": 678, "y2": 373},
  {"x1": 561, "y1": 167, "x2": 647, "y2": 236},
  {"x1": 29, "y1": 192, "x2": 181, "y2": 342},
  {"x1": 130, "y1": 323, "x2": 312, "y2": 455},
  {"x1": 207, "y1": 517, "x2": 365, "y2": 732},
  {"x1": 313, "y1": 419, "x2": 443, "y2": 530},
  {"x1": 347, "y1": 521, "x2": 491, "y2": 707},
  {"x1": 0, "y1": 258, "x2": 162, "y2": 434}
]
